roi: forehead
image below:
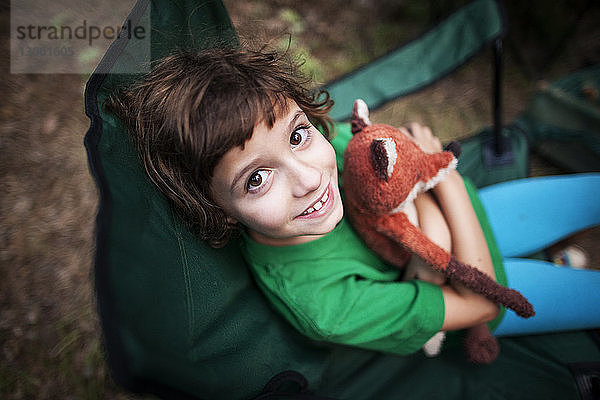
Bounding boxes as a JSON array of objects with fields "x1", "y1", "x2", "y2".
[
  {"x1": 237, "y1": 100, "x2": 302, "y2": 151},
  {"x1": 212, "y1": 101, "x2": 304, "y2": 187}
]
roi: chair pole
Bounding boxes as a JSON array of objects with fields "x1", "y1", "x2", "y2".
[
  {"x1": 493, "y1": 38, "x2": 503, "y2": 156},
  {"x1": 483, "y1": 36, "x2": 513, "y2": 167}
]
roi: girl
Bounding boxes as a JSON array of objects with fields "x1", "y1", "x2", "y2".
[{"x1": 109, "y1": 46, "x2": 600, "y2": 357}]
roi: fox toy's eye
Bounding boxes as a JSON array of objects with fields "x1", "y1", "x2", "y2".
[
  {"x1": 247, "y1": 170, "x2": 272, "y2": 193},
  {"x1": 290, "y1": 126, "x2": 312, "y2": 149}
]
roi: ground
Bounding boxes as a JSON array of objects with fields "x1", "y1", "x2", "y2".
[{"x1": 1, "y1": 1, "x2": 599, "y2": 399}]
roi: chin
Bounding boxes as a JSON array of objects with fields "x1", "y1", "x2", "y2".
[{"x1": 321, "y1": 202, "x2": 344, "y2": 232}]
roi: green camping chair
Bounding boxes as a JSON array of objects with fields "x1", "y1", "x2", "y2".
[
  {"x1": 84, "y1": 0, "x2": 600, "y2": 398},
  {"x1": 517, "y1": 64, "x2": 600, "y2": 173}
]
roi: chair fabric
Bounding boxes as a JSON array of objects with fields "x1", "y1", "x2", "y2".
[
  {"x1": 519, "y1": 64, "x2": 600, "y2": 173},
  {"x1": 84, "y1": 0, "x2": 600, "y2": 398},
  {"x1": 323, "y1": 0, "x2": 505, "y2": 121}
]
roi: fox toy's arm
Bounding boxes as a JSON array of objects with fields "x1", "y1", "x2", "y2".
[
  {"x1": 376, "y1": 213, "x2": 535, "y2": 318},
  {"x1": 377, "y1": 212, "x2": 451, "y2": 270}
]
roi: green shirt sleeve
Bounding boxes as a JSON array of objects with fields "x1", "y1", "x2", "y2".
[
  {"x1": 277, "y1": 268, "x2": 445, "y2": 355},
  {"x1": 241, "y1": 219, "x2": 445, "y2": 355}
]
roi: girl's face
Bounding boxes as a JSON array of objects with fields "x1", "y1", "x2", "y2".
[{"x1": 210, "y1": 101, "x2": 344, "y2": 246}]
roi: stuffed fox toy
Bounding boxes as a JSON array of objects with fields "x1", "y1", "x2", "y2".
[{"x1": 343, "y1": 99, "x2": 534, "y2": 364}]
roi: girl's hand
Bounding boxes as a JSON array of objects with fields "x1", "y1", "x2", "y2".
[{"x1": 401, "y1": 122, "x2": 442, "y2": 154}]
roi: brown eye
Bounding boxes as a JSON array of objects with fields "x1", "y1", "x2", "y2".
[
  {"x1": 246, "y1": 170, "x2": 271, "y2": 193},
  {"x1": 290, "y1": 131, "x2": 302, "y2": 146},
  {"x1": 249, "y1": 172, "x2": 262, "y2": 187},
  {"x1": 290, "y1": 126, "x2": 311, "y2": 148}
]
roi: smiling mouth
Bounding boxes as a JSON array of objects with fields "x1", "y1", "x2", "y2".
[{"x1": 299, "y1": 185, "x2": 331, "y2": 217}]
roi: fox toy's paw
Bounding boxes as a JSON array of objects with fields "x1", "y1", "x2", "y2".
[
  {"x1": 463, "y1": 324, "x2": 499, "y2": 364},
  {"x1": 423, "y1": 331, "x2": 446, "y2": 357}
]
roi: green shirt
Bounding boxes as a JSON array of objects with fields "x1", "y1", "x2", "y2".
[
  {"x1": 240, "y1": 218, "x2": 445, "y2": 355},
  {"x1": 240, "y1": 125, "x2": 506, "y2": 355}
]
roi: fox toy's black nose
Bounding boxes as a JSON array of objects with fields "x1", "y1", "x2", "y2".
[{"x1": 444, "y1": 141, "x2": 462, "y2": 159}]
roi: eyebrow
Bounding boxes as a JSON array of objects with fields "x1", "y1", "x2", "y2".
[
  {"x1": 288, "y1": 109, "x2": 306, "y2": 132},
  {"x1": 230, "y1": 157, "x2": 261, "y2": 194},
  {"x1": 229, "y1": 109, "x2": 307, "y2": 193}
]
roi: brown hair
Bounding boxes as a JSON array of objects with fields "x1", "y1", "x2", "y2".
[{"x1": 107, "y1": 47, "x2": 334, "y2": 247}]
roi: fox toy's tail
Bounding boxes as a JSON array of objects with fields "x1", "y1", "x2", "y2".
[
  {"x1": 446, "y1": 257, "x2": 535, "y2": 318},
  {"x1": 376, "y1": 213, "x2": 535, "y2": 318}
]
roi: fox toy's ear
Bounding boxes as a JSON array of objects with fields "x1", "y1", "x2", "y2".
[
  {"x1": 351, "y1": 99, "x2": 371, "y2": 134},
  {"x1": 370, "y1": 138, "x2": 397, "y2": 182}
]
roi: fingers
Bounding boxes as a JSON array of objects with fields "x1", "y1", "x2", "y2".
[
  {"x1": 406, "y1": 122, "x2": 431, "y2": 137},
  {"x1": 403, "y1": 122, "x2": 441, "y2": 154}
]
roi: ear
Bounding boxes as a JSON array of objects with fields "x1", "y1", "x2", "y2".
[
  {"x1": 370, "y1": 138, "x2": 397, "y2": 181},
  {"x1": 226, "y1": 216, "x2": 239, "y2": 226},
  {"x1": 351, "y1": 99, "x2": 371, "y2": 134}
]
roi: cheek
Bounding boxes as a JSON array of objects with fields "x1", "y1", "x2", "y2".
[
  {"x1": 312, "y1": 136, "x2": 338, "y2": 169},
  {"x1": 236, "y1": 194, "x2": 291, "y2": 233},
  {"x1": 325, "y1": 144, "x2": 337, "y2": 167}
]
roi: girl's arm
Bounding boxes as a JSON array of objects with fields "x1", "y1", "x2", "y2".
[
  {"x1": 435, "y1": 170, "x2": 500, "y2": 330},
  {"x1": 406, "y1": 123, "x2": 499, "y2": 331}
]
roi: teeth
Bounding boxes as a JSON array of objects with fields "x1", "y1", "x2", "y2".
[{"x1": 301, "y1": 187, "x2": 329, "y2": 216}]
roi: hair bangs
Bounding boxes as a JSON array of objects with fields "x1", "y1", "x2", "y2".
[{"x1": 107, "y1": 47, "x2": 333, "y2": 247}]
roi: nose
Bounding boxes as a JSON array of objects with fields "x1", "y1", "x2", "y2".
[{"x1": 288, "y1": 157, "x2": 322, "y2": 198}]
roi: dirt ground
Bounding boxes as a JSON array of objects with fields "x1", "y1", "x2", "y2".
[{"x1": 1, "y1": 1, "x2": 599, "y2": 399}]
